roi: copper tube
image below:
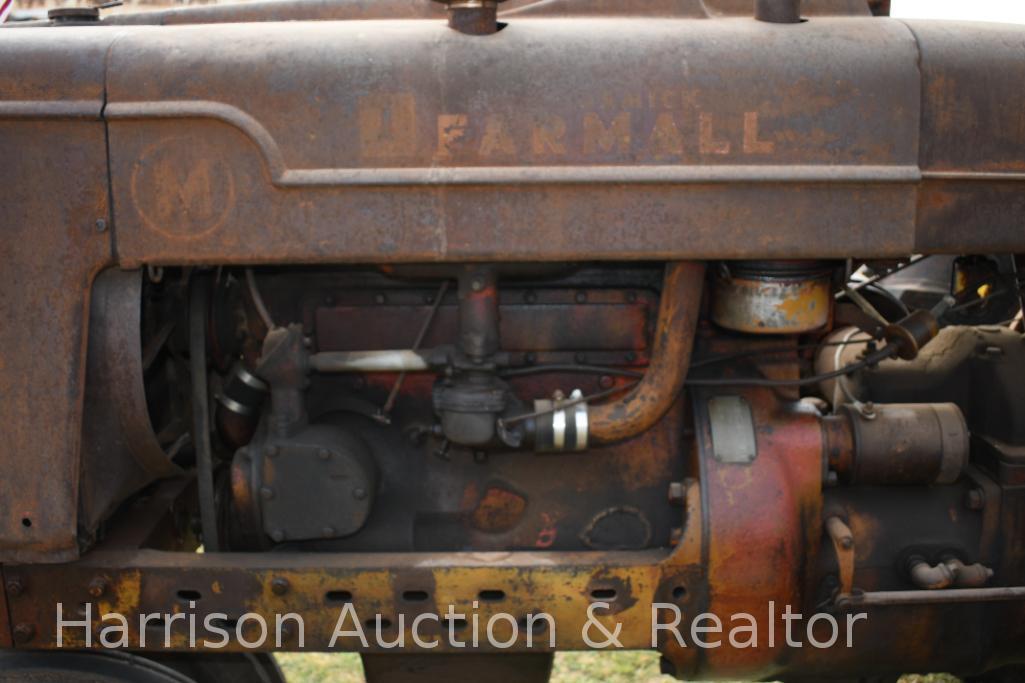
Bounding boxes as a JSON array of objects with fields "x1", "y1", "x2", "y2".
[{"x1": 588, "y1": 262, "x2": 705, "y2": 444}]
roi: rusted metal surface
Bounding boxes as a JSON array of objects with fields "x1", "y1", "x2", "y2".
[
  {"x1": 0, "y1": 30, "x2": 114, "y2": 563},
  {"x1": 79, "y1": 269, "x2": 183, "y2": 535},
  {"x1": 711, "y1": 262, "x2": 832, "y2": 334},
  {"x1": 684, "y1": 386, "x2": 824, "y2": 680},
  {"x1": 912, "y1": 20, "x2": 1025, "y2": 253},
  {"x1": 95, "y1": 17, "x2": 928, "y2": 265},
  {"x1": 831, "y1": 403, "x2": 968, "y2": 485},
  {"x1": 2, "y1": 481, "x2": 703, "y2": 653},
  {"x1": 4, "y1": 17, "x2": 1023, "y2": 270},
  {"x1": 589, "y1": 262, "x2": 704, "y2": 444},
  {"x1": 96, "y1": 0, "x2": 875, "y2": 26}
]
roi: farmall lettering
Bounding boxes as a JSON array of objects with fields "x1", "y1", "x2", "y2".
[{"x1": 358, "y1": 93, "x2": 775, "y2": 162}]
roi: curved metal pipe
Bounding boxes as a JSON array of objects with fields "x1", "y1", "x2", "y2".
[{"x1": 588, "y1": 261, "x2": 706, "y2": 445}]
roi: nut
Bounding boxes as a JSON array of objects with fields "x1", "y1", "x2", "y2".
[{"x1": 966, "y1": 488, "x2": 986, "y2": 511}]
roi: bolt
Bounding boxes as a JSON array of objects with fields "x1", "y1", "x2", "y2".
[
  {"x1": 322, "y1": 526, "x2": 336, "y2": 538},
  {"x1": 271, "y1": 577, "x2": 290, "y2": 596},
  {"x1": 966, "y1": 488, "x2": 986, "y2": 511},
  {"x1": 839, "y1": 535, "x2": 853, "y2": 550},
  {"x1": 374, "y1": 293, "x2": 387, "y2": 304},
  {"x1": 265, "y1": 445, "x2": 280, "y2": 458},
  {"x1": 984, "y1": 345, "x2": 1004, "y2": 357},
  {"x1": 270, "y1": 529, "x2": 286, "y2": 543},
  {"x1": 318, "y1": 448, "x2": 332, "y2": 461},
  {"x1": 667, "y1": 481, "x2": 685, "y2": 506},
  {"x1": 87, "y1": 577, "x2": 108, "y2": 598},
  {"x1": 13, "y1": 623, "x2": 35, "y2": 644},
  {"x1": 825, "y1": 470, "x2": 839, "y2": 487},
  {"x1": 6, "y1": 579, "x2": 24, "y2": 598},
  {"x1": 668, "y1": 527, "x2": 683, "y2": 547},
  {"x1": 598, "y1": 375, "x2": 614, "y2": 390},
  {"x1": 95, "y1": 218, "x2": 107, "y2": 232},
  {"x1": 625, "y1": 351, "x2": 636, "y2": 362},
  {"x1": 353, "y1": 487, "x2": 367, "y2": 500},
  {"x1": 260, "y1": 487, "x2": 275, "y2": 501},
  {"x1": 575, "y1": 291, "x2": 587, "y2": 304},
  {"x1": 470, "y1": 279, "x2": 484, "y2": 292},
  {"x1": 524, "y1": 291, "x2": 537, "y2": 304}
]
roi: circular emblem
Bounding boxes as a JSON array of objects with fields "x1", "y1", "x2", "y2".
[{"x1": 130, "y1": 136, "x2": 236, "y2": 240}]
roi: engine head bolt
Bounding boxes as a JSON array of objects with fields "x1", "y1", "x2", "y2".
[
  {"x1": 966, "y1": 488, "x2": 986, "y2": 510},
  {"x1": 260, "y1": 487, "x2": 275, "y2": 501},
  {"x1": 318, "y1": 448, "x2": 332, "y2": 461},
  {"x1": 87, "y1": 578, "x2": 108, "y2": 598},
  {"x1": 5, "y1": 579, "x2": 24, "y2": 597},
  {"x1": 270, "y1": 577, "x2": 290, "y2": 596},
  {"x1": 13, "y1": 623, "x2": 35, "y2": 644}
]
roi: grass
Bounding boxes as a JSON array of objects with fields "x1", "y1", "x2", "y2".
[{"x1": 276, "y1": 651, "x2": 961, "y2": 683}]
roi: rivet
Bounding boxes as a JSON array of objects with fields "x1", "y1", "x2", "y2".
[
  {"x1": 13, "y1": 623, "x2": 35, "y2": 644},
  {"x1": 270, "y1": 529, "x2": 286, "y2": 543},
  {"x1": 88, "y1": 577, "x2": 108, "y2": 598},
  {"x1": 6, "y1": 579, "x2": 24, "y2": 598},
  {"x1": 95, "y1": 218, "x2": 107, "y2": 233},
  {"x1": 270, "y1": 577, "x2": 290, "y2": 596}
]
